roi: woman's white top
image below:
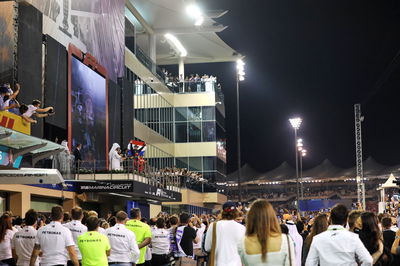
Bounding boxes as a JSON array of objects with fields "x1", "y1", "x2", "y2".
[{"x1": 237, "y1": 234, "x2": 296, "y2": 266}]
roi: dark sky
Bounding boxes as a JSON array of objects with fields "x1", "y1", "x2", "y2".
[{"x1": 172, "y1": 0, "x2": 400, "y2": 174}]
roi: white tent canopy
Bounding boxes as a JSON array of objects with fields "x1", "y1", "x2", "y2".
[
  {"x1": 378, "y1": 173, "x2": 398, "y2": 190},
  {"x1": 127, "y1": 0, "x2": 240, "y2": 65}
]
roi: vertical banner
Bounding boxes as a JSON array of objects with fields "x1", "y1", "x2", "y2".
[{"x1": 0, "y1": 1, "x2": 17, "y2": 84}]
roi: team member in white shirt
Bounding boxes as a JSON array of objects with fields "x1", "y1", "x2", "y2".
[
  {"x1": 63, "y1": 207, "x2": 87, "y2": 265},
  {"x1": 12, "y1": 209, "x2": 39, "y2": 266},
  {"x1": 306, "y1": 204, "x2": 373, "y2": 266},
  {"x1": 87, "y1": 210, "x2": 106, "y2": 235},
  {"x1": 29, "y1": 206, "x2": 79, "y2": 266},
  {"x1": 105, "y1": 211, "x2": 140, "y2": 265},
  {"x1": 151, "y1": 217, "x2": 171, "y2": 266}
]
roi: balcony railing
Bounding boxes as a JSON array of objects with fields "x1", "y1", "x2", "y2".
[{"x1": 134, "y1": 45, "x2": 167, "y2": 85}]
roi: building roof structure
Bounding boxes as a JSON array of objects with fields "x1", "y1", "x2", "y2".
[{"x1": 126, "y1": 0, "x2": 241, "y2": 65}]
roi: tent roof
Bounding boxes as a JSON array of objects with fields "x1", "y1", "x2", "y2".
[
  {"x1": 257, "y1": 162, "x2": 296, "y2": 181},
  {"x1": 379, "y1": 173, "x2": 398, "y2": 189},
  {"x1": 302, "y1": 159, "x2": 342, "y2": 178},
  {"x1": 127, "y1": 0, "x2": 240, "y2": 65}
]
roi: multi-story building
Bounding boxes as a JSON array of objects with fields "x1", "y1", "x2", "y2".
[{"x1": 0, "y1": 0, "x2": 239, "y2": 217}]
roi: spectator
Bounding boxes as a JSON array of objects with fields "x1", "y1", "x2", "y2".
[
  {"x1": 73, "y1": 144, "x2": 82, "y2": 171},
  {"x1": 205, "y1": 202, "x2": 245, "y2": 266},
  {"x1": 12, "y1": 209, "x2": 39, "y2": 266},
  {"x1": 0, "y1": 84, "x2": 19, "y2": 112},
  {"x1": 106, "y1": 211, "x2": 140, "y2": 265},
  {"x1": 382, "y1": 217, "x2": 396, "y2": 251},
  {"x1": 126, "y1": 208, "x2": 152, "y2": 266},
  {"x1": 86, "y1": 211, "x2": 106, "y2": 235},
  {"x1": 302, "y1": 214, "x2": 328, "y2": 265},
  {"x1": 20, "y1": 100, "x2": 54, "y2": 124},
  {"x1": 358, "y1": 212, "x2": 385, "y2": 265},
  {"x1": 0, "y1": 212, "x2": 17, "y2": 265},
  {"x1": 348, "y1": 210, "x2": 362, "y2": 232},
  {"x1": 151, "y1": 217, "x2": 170, "y2": 266},
  {"x1": 30, "y1": 206, "x2": 79, "y2": 266},
  {"x1": 237, "y1": 199, "x2": 295, "y2": 265},
  {"x1": 305, "y1": 204, "x2": 372, "y2": 266},
  {"x1": 77, "y1": 216, "x2": 110, "y2": 266},
  {"x1": 174, "y1": 212, "x2": 198, "y2": 264},
  {"x1": 285, "y1": 214, "x2": 303, "y2": 266}
]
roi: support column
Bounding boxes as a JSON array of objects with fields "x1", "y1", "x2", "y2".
[
  {"x1": 179, "y1": 57, "x2": 185, "y2": 92},
  {"x1": 9, "y1": 191, "x2": 30, "y2": 216},
  {"x1": 149, "y1": 33, "x2": 156, "y2": 73}
]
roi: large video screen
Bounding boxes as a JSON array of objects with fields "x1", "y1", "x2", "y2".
[{"x1": 71, "y1": 56, "x2": 107, "y2": 167}]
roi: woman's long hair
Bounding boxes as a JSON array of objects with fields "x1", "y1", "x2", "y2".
[
  {"x1": 305, "y1": 214, "x2": 328, "y2": 248},
  {"x1": 0, "y1": 213, "x2": 13, "y2": 242},
  {"x1": 246, "y1": 199, "x2": 281, "y2": 262},
  {"x1": 361, "y1": 212, "x2": 382, "y2": 251}
]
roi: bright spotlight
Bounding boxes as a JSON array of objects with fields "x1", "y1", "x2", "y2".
[
  {"x1": 239, "y1": 76, "x2": 245, "y2": 81},
  {"x1": 289, "y1": 117, "x2": 302, "y2": 130},
  {"x1": 186, "y1": 4, "x2": 204, "y2": 26}
]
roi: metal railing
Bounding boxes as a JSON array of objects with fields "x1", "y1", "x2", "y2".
[{"x1": 134, "y1": 45, "x2": 167, "y2": 86}]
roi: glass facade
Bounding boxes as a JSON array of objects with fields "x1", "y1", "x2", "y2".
[{"x1": 174, "y1": 106, "x2": 216, "y2": 143}]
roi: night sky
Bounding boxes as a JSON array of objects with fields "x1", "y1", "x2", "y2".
[{"x1": 172, "y1": 1, "x2": 400, "y2": 174}]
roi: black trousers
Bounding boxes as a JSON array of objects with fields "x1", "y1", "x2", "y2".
[
  {"x1": 151, "y1": 254, "x2": 170, "y2": 266},
  {"x1": 1, "y1": 258, "x2": 16, "y2": 266}
]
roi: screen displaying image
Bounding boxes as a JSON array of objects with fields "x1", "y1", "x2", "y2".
[{"x1": 71, "y1": 56, "x2": 106, "y2": 168}]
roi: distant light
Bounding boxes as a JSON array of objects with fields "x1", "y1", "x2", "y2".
[
  {"x1": 237, "y1": 59, "x2": 245, "y2": 66},
  {"x1": 237, "y1": 59, "x2": 245, "y2": 81},
  {"x1": 239, "y1": 76, "x2": 245, "y2": 81},
  {"x1": 297, "y1": 138, "x2": 303, "y2": 143},
  {"x1": 289, "y1": 117, "x2": 302, "y2": 130},
  {"x1": 164, "y1": 33, "x2": 187, "y2": 57},
  {"x1": 298, "y1": 147, "x2": 303, "y2": 151}
]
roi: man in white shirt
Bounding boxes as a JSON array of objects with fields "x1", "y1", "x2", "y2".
[
  {"x1": 305, "y1": 204, "x2": 373, "y2": 266},
  {"x1": 30, "y1": 206, "x2": 79, "y2": 266},
  {"x1": 205, "y1": 202, "x2": 246, "y2": 266},
  {"x1": 106, "y1": 211, "x2": 140, "y2": 265},
  {"x1": 63, "y1": 207, "x2": 87, "y2": 265},
  {"x1": 151, "y1": 217, "x2": 170, "y2": 266},
  {"x1": 12, "y1": 209, "x2": 39, "y2": 266}
]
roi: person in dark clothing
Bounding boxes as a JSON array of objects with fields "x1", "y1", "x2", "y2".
[
  {"x1": 382, "y1": 217, "x2": 396, "y2": 250},
  {"x1": 73, "y1": 143, "x2": 82, "y2": 172},
  {"x1": 358, "y1": 212, "x2": 386, "y2": 265},
  {"x1": 176, "y1": 212, "x2": 198, "y2": 257}
]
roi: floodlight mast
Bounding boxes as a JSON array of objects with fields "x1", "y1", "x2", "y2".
[{"x1": 289, "y1": 117, "x2": 302, "y2": 211}]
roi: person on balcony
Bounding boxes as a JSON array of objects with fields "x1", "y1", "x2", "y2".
[
  {"x1": 109, "y1": 143, "x2": 123, "y2": 171},
  {"x1": 20, "y1": 100, "x2": 54, "y2": 124}
]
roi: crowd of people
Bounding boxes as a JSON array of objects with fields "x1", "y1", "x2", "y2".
[
  {"x1": 161, "y1": 70, "x2": 220, "y2": 93},
  {"x1": 1, "y1": 200, "x2": 400, "y2": 265},
  {"x1": 0, "y1": 83, "x2": 55, "y2": 124}
]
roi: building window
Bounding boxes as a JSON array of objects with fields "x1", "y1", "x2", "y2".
[
  {"x1": 188, "y1": 107, "x2": 202, "y2": 121},
  {"x1": 189, "y1": 157, "x2": 202, "y2": 171},
  {"x1": 188, "y1": 122, "x2": 201, "y2": 142},
  {"x1": 175, "y1": 122, "x2": 188, "y2": 143},
  {"x1": 175, "y1": 107, "x2": 187, "y2": 122},
  {"x1": 203, "y1": 157, "x2": 216, "y2": 171},
  {"x1": 176, "y1": 157, "x2": 188, "y2": 169},
  {"x1": 202, "y1": 122, "x2": 216, "y2": 141},
  {"x1": 202, "y1": 106, "x2": 215, "y2": 121}
]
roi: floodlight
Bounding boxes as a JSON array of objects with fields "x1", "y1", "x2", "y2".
[{"x1": 289, "y1": 117, "x2": 302, "y2": 130}]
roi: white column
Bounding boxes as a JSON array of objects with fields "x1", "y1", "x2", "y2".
[
  {"x1": 149, "y1": 33, "x2": 157, "y2": 73},
  {"x1": 179, "y1": 57, "x2": 185, "y2": 92}
]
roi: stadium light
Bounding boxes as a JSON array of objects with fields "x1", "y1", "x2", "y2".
[
  {"x1": 186, "y1": 4, "x2": 204, "y2": 26},
  {"x1": 289, "y1": 117, "x2": 302, "y2": 130},
  {"x1": 164, "y1": 33, "x2": 187, "y2": 57}
]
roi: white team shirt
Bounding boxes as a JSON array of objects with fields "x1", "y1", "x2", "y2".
[
  {"x1": 305, "y1": 225, "x2": 373, "y2": 266},
  {"x1": 193, "y1": 223, "x2": 206, "y2": 249},
  {"x1": 98, "y1": 226, "x2": 106, "y2": 235},
  {"x1": 12, "y1": 226, "x2": 39, "y2": 266},
  {"x1": 63, "y1": 220, "x2": 87, "y2": 260},
  {"x1": 0, "y1": 229, "x2": 16, "y2": 260},
  {"x1": 151, "y1": 227, "x2": 170, "y2": 255},
  {"x1": 35, "y1": 221, "x2": 75, "y2": 266},
  {"x1": 22, "y1": 105, "x2": 37, "y2": 117},
  {"x1": 106, "y1": 223, "x2": 140, "y2": 263}
]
